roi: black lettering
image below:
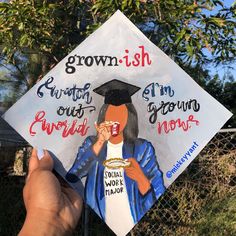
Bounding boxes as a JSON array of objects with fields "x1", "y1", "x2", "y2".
[
  {"x1": 37, "y1": 78, "x2": 93, "y2": 103},
  {"x1": 161, "y1": 101, "x2": 170, "y2": 115},
  {"x1": 51, "y1": 85, "x2": 63, "y2": 99},
  {"x1": 147, "y1": 99, "x2": 201, "y2": 124},
  {"x1": 177, "y1": 101, "x2": 187, "y2": 111},
  {"x1": 65, "y1": 56, "x2": 76, "y2": 74},
  {"x1": 57, "y1": 104, "x2": 95, "y2": 118},
  {"x1": 107, "y1": 56, "x2": 118, "y2": 66},
  {"x1": 163, "y1": 86, "x2": 175, "y2": 97},
  {"x1": 93, "y1": 56, "x2": 108, "y2": 66},
  {"x1": 104, "y1": 171, "x2": 108, "y2": 179},
  {"x1": 84, "y1": 56, "x2": 94, "y2": 66},
  {"x1": 147, "y1": 102, "x2": 158, "y2": 124},
  {"x1": 190, "y1": 99, "x2": 200, "y2": 112},
  {"x1": 76, "y1": 55, "x2": 85, "y2": 66},
  {"x1": 57, "y1": 106, "x2": 65, "y2": 116},
  {"x1": 82, "y1": 83, "x2": 92, "y2": 104},
  {"x1": 110, "y1": 189, "x2": 115, "y2": 194},
  {"x1": 168, "y1": 102, "x2": 176, "y2": 112},
  {"x1": 37, "y1": 77, "x2": 54, "y2": 98},
  {"x1": 104, "y1": 180, "x2": 112, "y2": 187}
]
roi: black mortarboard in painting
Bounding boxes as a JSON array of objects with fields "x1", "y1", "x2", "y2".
[{"x1": 93, "y1": 79, "x2": 141, "y2": 106}]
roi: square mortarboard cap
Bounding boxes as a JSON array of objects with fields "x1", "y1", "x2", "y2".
[{"x1": 93, "y1": 79, "x2": 141, "y2": 106}]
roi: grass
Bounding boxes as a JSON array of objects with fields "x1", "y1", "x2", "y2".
[
  {"x1": 195, "y1": 194, "x2": 236, "y2": 236},
  {"x1": 0, "y1": 145, "x2": 235, "y2": 236},
  {"x1": 0, "y1": 175, "x2": 235, "y2": 236}
]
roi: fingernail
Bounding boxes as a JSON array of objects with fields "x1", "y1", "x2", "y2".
[{"x1": 37, "y1": 149, "x2": 44, "y2": 160}]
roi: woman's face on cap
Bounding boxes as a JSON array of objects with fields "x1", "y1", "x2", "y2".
[{"x1": 105, "y1": 104, "x2": 128, "y2": 133}]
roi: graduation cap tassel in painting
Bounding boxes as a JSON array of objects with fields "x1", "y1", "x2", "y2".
[{"x1": 3, "y1": 10, "x2": 232, "y2": 236}]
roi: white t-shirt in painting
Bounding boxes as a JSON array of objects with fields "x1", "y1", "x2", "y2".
[{"x1": 104, "y1": 141, "x2": 134, "y2": 236}]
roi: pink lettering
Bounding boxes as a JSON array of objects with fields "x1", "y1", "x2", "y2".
[
  {"x1": 139, "y1": 45, "x2": 152, "y2": 66},
  {"x1": 157, "y1": 115, "x2": 199, "y2": 134},
  {"x1": 29, "y1": 110, "x2": 90, "y2": 138},
  {"x1": 121, "y1": 46, "x2": 152, "y2": 67}
]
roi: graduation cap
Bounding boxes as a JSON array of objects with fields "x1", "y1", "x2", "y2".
[{"x1": 93, "y1": 79, "x2": 141, "y2": 106}]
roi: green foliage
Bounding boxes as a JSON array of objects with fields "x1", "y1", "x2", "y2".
[
  {"x1": 132, "y1": 136, "x2": 236, "y2": 235},
  {"x1": 92, "y1": 0, "x2": 145, "y2": 20},
  {"x1": 0, "y1": 60, "x2": 27, "y2": 106},
  {"x1": 195, "y1": 195, "x2": 236, "y2": 236},
  {"x1": 0, "y1": 0, "x2": 83, "y2": 61},
  {"x1": 0, "y1": 0, "x2": 235, "y2": 67},
  {"x1": 0, "y1": 0, "x2": 84, "y2": 87},
  {"x1": 204, "y1": 72, "x2": 236, "y2": 127},
  {"x1": 89, "y1": 0, "x2": 236, "y2": 67},
  {"x1": 0, "y1": 0, "x2": 235, "y2": 120}
]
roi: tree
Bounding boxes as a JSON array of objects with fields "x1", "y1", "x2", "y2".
[
  {"x1": 0, "y1": 0, "x2": 235, "y2": 123},
  {"x1": 203, "y1": 71, "x2": 236, "y2": 127},
  {"x1": 0, "y1": 0, "x2": 84, "y2": 87},
  {"x1": 0, "y1": 1, "x2": 235, "y2": 73},
  {"x1": 0, "y1": 57, "x2": 27, "y2": 106},
  {"x1": 90, "y1": 0, "x2": 236, "y2": 67}
]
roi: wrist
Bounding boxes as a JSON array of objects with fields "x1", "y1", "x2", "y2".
[
  {"x1": 96, "y1": 137, "x2": 105, "y2": 146},
  {"x1": 19, "y1": 208, "x2": 72, "y2": 236},
  {"x1": 93, "y1": 139, "x2": 105, "y2": 155},
  {"x1": 137, "y1": 174, "x2": 151, "y2": 195}
]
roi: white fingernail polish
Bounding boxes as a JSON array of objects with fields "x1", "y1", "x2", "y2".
[{"x1": 37, "y1": 149, "x2": 44, "y2": 160}]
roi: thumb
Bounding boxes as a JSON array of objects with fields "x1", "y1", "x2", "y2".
[
  {"x1": 27, "y1": 148, "x2": 40, "y2": 181},
  {"x1": 39, "y1": 150, "x2": 54, "y2": 171},
  {"x1": 128, "y1": 158, "x2": 135, "y2": 164}
]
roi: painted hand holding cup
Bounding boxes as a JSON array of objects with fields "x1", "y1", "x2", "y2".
[
  {"x1": 125, "y1": 158, "x2": 151, "y2": 195},
  {"x1": 95, "y1": 121, "x2": 112, "y2": 142},
  {"x1": 95, "y1": 121, "x2": 120, "y2": 143},
  {"x1": 103, "y1": 121, "x2": 120, "y2": 137}
]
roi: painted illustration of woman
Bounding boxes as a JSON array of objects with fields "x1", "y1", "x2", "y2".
[{"x1": 66, "y1": 79, "x2": 165, "y2": 235}]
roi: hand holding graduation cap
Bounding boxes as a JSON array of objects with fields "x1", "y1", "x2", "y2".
[{"x1": 19, "y1": 149, "x2": 82, "y2": 236}]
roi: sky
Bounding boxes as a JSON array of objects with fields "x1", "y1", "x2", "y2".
[
  {"x1": 0, "y1": 0, "x2": 235, "y2": 102},
  {"x1": 204, "y1": 0, "x2": 235, "y2": 80}
]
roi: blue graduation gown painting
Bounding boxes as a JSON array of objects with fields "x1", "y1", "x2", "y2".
[{"x1": 66, "y1": 136, "x2": 166, "y2": 223}]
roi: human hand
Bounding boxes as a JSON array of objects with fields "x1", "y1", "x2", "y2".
[
  {"x1": 125, "y1": 158, "x2": 151, "y2": 195},
  {"x1": 93, "y1": 122, "x2": 112, "y2": 156},
  {"x1": 19, "y1": 149, "x2": 83, "y2": 236},
  {"x1": 95, "y1": 121, "x2": 112, "y2": 143}
]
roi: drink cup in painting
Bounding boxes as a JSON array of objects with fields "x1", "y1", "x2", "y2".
[{"x1": 111, "y1": 122, "x2": 120, "y2": 137}]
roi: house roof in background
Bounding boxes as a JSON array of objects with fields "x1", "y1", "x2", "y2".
[{"x1": 0, "y1": 109, "x2": 28, "y2": 145}]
